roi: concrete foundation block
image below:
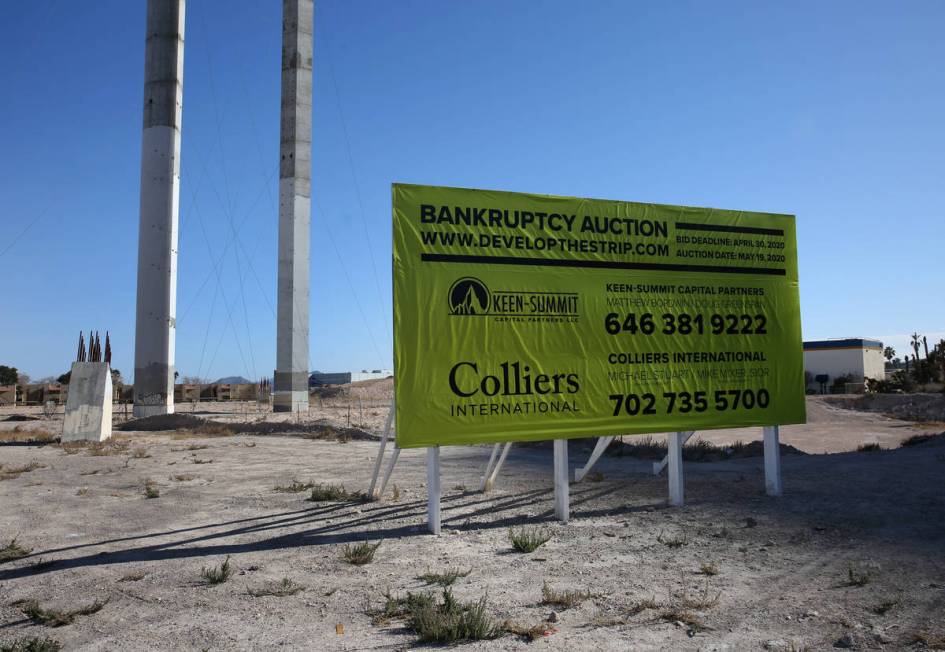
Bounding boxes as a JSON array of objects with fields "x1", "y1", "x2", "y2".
[
  {"x1": 273, "y1": 390, "x2": 309, "y2": 413},
  {"x1": 62, "y1": 362, "x2": 112, "y2": 442}
]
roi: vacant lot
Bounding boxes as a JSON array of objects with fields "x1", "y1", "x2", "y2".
[{"x1": 0, "y1": 398, "x2": 943, "y2": 650}]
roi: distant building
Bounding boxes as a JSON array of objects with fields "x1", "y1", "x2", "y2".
[
  {"x1": 803, "y1": 338, "x2": 885, "y2": 391},
  {"x1": 309, "y1": 370, "x2": 393, "y2": 386},
  {"x1": 0, "y1": 385, "x2": 16, "y2": 406}
]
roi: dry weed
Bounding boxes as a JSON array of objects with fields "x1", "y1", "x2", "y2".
[
  {"x1": 0, "y1": 538, "x2": 32, "y2": 564},
  {"x1": 247, "y1": 577, "x2": 304, "y2": 597},
  {"x1": 540, "y1": 581, "x2": 592, "y2": 608},
  {"x1": 0, "y1": 461, "x2": 45, "y2": 481},
  {"x1": 417, "y1": 568, "x2": 471, "y2": 587},
  {"x1": 17, "y1": 598, "x2": 108, "y2": 627}
]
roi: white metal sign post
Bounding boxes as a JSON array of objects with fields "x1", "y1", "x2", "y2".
[
  {"x1": 572, "y1": 427, "x2": 784, "y2": 506},
  {"x1": 369, "y1": 410, "x2": 573, "y2": 532},
  {"x1": 372, "y1": 419, "x2": 783, "y2": 532}
]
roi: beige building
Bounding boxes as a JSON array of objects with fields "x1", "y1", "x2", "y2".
[{"x1": 803, "y1": 338, "x2": 885, "y2": 391}]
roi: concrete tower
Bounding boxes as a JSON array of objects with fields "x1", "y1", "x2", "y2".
[
  {"x1": 274, "y1": 0, "x2": 313, "y2": 412},
  {"x1": 133, "y1": 0, "x2": 185, "y2": 417}
]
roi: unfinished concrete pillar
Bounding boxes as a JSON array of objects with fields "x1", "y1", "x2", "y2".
[
  {"x1": 274, "y1": 0, "x2": 312, "y2": 413},
  {"x1": 133, "y1": 0, "x2": 185, "y2": 417},
  {"x1": 63, "y1": 362, "x2": 113, "y2": 443}
]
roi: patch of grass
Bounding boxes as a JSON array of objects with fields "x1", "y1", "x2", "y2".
[
  {"x1": 503, "y1": 618, "x2": 555, "y2": 641},
  {"x1": 857, "y1": 442, "x2": 883, "y2": 452},
  {"x1": 342, "y1": 541, "x2": 381, "y2": 565},
  {"x1": 679, "y1": 579, "x2": 721, "y2": 609},
  {"x1": 658, "y1": 608, "x2": 707, "y2": 632},
  {"x1": 540, "y1": 581, "x2": 592, "y2": 608},
  {"x1": 845, "y1": 562, "x2": 874, "y2": 587},
  {"x1": 200, "y1": 557, "x2": 233, "y2": 585},
  {"x1": 0, "y1": 538, "x2": 32, "y2": 564},
  {"x1": 909, "y1": 631, "x2": 945, "y2": 649},
  {"x1": 407, "y1": 589, "x2": 502, "y2": 643},
  {"x1": 274, "y1": 480, "x2": 315, "y2": 493},
  {"x1": 144, "y1": 480, "x2": 160, "y2": 498},
  {"x1": 118, "y1": 570, "x2": 147, "y2": 582},
  {"x1": 0, "y1": 636, "x2": 62, "y2": 652},
  {"x1": 699, "y1": 562, "x2": 720, "y2": 576},
  {"x1": 130, "y1": 447, "x2": 151, "y2": 459},
  {"x1": 657, "y1": 530, "x2": 688, "y2": 548},
  {"x1": 170, "y1": 474, "x2": 194, "y2": 482},
  {"x1": 18, "y1": 598, "x2": 108, "y2": 627},
  {"x1": 64, "y1": 441, "x2": 129, "y2": 457},
  {"x1": 417, "y1": 568, "x2": 471, "y2": 587},
  {"x1": 247, "y1": 577, "x2": 304, "y2": 597},
  {"x1": 309, "y1": 483, "x2": 360, "y2": 502},
  {"x1": 0, "y1": 461, "x2": 45, "y2": 481},
  {"x1": 870, "y1": 596, "x2": 900, "y2": 615},
  {"x1": 508, "y1": 526, "x2": 551, "y2": 553}
]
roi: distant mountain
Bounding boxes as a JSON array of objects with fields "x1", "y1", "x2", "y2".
[{"x1": 214, "y1": 376, "x2": 253, "y2": 385}]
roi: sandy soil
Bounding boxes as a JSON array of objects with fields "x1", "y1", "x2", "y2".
[{"x1": 0, "y1": 398, "x2": 943, "y2": 651}]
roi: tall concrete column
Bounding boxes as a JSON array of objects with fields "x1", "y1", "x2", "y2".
[
  {"x1": 133, "y1": 0, "x2": 185, "y2": 417},
  {"x1": 274, "y1": 0, "x2": 312, "y2": 413}
]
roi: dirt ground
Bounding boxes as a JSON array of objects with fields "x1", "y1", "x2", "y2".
[{"x1": 1, "y1": 397, "x2": 943, "y2": 651}]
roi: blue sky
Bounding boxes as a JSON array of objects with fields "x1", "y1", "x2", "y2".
[{"x1": 1, "y1": 0, "x2": 943, "y2": 381}]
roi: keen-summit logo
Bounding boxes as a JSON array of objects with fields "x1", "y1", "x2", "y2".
[
  {"x1": 447, "y1": 278, "x2": 579, "y2": 323},
  {"x1": 447, "y1": 360, "x2": 581, "y2": 418}
]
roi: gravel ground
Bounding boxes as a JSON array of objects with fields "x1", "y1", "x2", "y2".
[{"x1": 0, "y1": 398, "x2": 943, "y2": 651}]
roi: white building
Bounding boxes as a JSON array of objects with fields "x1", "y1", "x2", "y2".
[
  {"x1": 803, "y1": 338, "x2": 885, "y2": 391},
  {"x1": 309, "y1": 369, "x2": 393, "y2": 386}
]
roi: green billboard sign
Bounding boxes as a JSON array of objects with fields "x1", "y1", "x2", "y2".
[{"x1": 393, "y1": 184, "x2": 805, "y2": 448}]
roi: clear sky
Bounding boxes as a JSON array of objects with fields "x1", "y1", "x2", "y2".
[{"x1": 1, "y1": 0, "x2": 943, "y2": 382}]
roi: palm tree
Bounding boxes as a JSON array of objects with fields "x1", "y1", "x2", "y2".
[{"x1": 883, "y1": 346, "x2": 895, "y2": 362}]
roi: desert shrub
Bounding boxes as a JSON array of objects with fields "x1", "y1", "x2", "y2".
[
  {"x1": 406, "y1": 589, "x2": 502, "y2": 643},
  {"x1": 309, "y1": 484, "x2": 360, "y2": 502},
  {"x1": 846, "y1": 562, "x2": 874, "y2": 587},
  {"x1": 342, "y1": 541, "x2": 381, "y2": 565},
  {"x1": 508, "y1": 527, "x2": 551, "y2": 553},
  {"x1": 200, "y1": 557, "x2": 233, "y2": 585},
  {"x1": 274, "y1": 480, "x2": 315, "y2": 493},
  {"x1": 0, "y1": 538, "x2": 31, "y2": 564}
]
